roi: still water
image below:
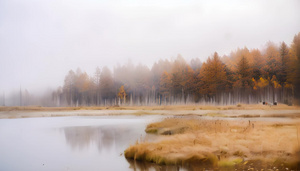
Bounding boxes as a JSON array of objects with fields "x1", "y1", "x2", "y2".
[{"x1": 0, "y1": 115, "x2": 164, "y2": 171}]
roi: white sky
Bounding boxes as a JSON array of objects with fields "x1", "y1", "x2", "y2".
[{"x1": 0, "y1": 0, "x2": 300, "y2": 94}]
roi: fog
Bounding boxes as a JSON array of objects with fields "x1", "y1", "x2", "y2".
[{"x1": 0, "y1": 0, "x2": 300, "y2": 106}]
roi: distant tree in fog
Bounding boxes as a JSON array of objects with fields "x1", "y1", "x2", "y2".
[
  {"x1": 190, "y1": 58, "x2": 202, "y2": 74},
  {"x1": 150, "y1": 59, "x2": 172, "y2": 102},
  {"x1": 48, "y1": 32, "x2": 300, "y2": 106},
  {"x1": 264, "y1": 42, "x2": 280, "y2": 79},
  {"x1": 118, "y1": 85, "x2": 126, "y2": 104},
  {"x1": 159, "y1": 71, "x2": 171, "y2": 103},
  {"x1": 134, "y1": 64, "x2": 151, "y2": 104},
  {"x1": 92, "y1": 67, "x2": 101, "y2": 105},
  {"x1": 250, "y1": 49, "x2": 265, "y2": 80},
  {"x1": 100, "y1": 66, "x2": 115, "y2": 103},
  {"x1": 63, "y1": 70, "x2": 76, "y2": 106},
  {"x1": 75, "y1": 71, "x2": 91, "y2": 105},
  {"x1": 170, "y1": 55, "x2": 194, "y2": 102}
]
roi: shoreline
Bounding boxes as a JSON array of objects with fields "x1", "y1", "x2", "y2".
[
  {"x1": 0, "y1": 104, "x2": 300, "y2": 119},
  {"x1": 0, "y1": 104, "x2": 299, "y2": 111}
]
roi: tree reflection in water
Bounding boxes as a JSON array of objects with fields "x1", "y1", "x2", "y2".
[
  {"x1": 63, "y1": 125, "x2": 141, "y2": 152},
  {"x1": 126, "y1": 158, "x2": 180, "y2": 171},
  {"x1": 126, "y1": 158, "x2": 216, "y2": 171}
]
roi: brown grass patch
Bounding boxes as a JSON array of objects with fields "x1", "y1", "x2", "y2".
[{"x1": 125, "y1": 118, "x2": 300, "y2": 169}]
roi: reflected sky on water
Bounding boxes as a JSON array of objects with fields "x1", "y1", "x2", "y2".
[{"x1": 0, "y1": 115, "x2": 165, "y2": 171}]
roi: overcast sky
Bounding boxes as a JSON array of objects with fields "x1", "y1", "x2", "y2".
[{"x1": 0, "y1": 0, "x2": 299, "y2": 94}]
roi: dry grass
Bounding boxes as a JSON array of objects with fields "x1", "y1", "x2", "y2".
[
  {"x1": 145, "y1": 118, "x2": 200, "y2": 134},
  {"x1": 125, "y1": 118, "x2": 300, "y2": 169},
  {"x1": 0, "y1": 103, "x2": 299, "y2": 112},
  {"x1": 1, "y1": 104, "x2": 299, "y2": 120}
]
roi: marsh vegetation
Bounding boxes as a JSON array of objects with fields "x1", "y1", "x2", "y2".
[{"x1": 125, "y1": 117, "x2": 300, "y2": 170}]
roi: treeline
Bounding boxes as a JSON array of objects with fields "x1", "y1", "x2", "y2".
[{"x1": 52, "y1": 33, "x2": 300, "y2": 106}]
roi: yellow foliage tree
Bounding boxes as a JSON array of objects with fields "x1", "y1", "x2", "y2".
[
  {"x1": 253, "y1": 77, "x2": 269, "y2": 90},
  {"x1": 118, "y1": 85, "x2": 126, "y2": 103},
  {"x1": 258, "y1": 77, "x2": 269, "y2": 88},
  {"x1": 271, "y1": 75, "x2": 282, "y2": 89},
  {"x1": 252, "y1": 78, "x2": 258, "y2": 90}
]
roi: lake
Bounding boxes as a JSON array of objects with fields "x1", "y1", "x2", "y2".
[
  {"x1": 0, "y1": 115, "x2": 165, "y2": 171},
  {"x1": 1, "y1": 112, "x2": 299, "y2": 171}
]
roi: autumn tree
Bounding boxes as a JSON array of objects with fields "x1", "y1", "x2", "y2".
[
  {"x1": 114, "y1": 61, "x2": 135, "y2": 92},
  {"x1": 134, "y1": 64, "x2": 151, "y2": 105},
  {"x1": 52, "y1": 86, "x2": 63, "y2": 106},
  {"x1": 170, "y1": 55, "x2": 194, "y2": 102},
  {"x1": 198, "y1": 52, "x2": 227, "y2": 103},
  {"x1": 150, "y1": 62, "x2": 161, "y2": 96},
  {"x1": 190, "y1": 57, "x2": 202, "y2": 74},
  {"x1": 54, "y1": 32, "x2": 298, "y2": 106},
  {"x1": 224, "y1": 47, "x2": 252, "y2": 72},
  {"x1": 100, "y1": 66, "x2": 115, "y2": 104},
  {"x1": 118, "y1": 85, "x2": 126, "y2": 104},
  {"x1": 171, "y1": 55, "x2": 187, "y2": 99},
  {"x1": 278, "y1": 42, "x2": 289, "y2": 84},
  {"x1": 288, "y1": 33, "x2": 300, "y2": 104},
  {"x1": 251, "y1": 49, "x2": 265, "y2": 80},
  {"x1": 253, "y1": 77, "x2": 269, "y2": 90},
  {"x1": 150, "y1": 59, "x2": 172, "y2": 103},
  {"x1": 159, "y1": 71, "x2": 172, "y2": 104},
  {"x1": 93, "y1": 67, "x2": 101, "y2": 105},
  {"x1": 75, "y1": 71, "x2": 91, "y2": 105},
  {"x1": 235, "y1": 56, "x2": 252, "y2": 88},
  {"x1": 63, "y1": 70, "x2": 76, "y2": 106},
  {"x1": 264, "y1": 42, "x2": 280, "y2": 78}
]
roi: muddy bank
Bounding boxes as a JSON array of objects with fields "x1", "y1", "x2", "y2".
[{"x1": 125, "y1": 118, "x2": 300, "y2": 170}]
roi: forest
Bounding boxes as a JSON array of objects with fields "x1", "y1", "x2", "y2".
[{"x1": 48, "y1": 33, "x2": 300, "y2": 107}]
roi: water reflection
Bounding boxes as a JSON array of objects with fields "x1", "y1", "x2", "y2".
[
  {"x1": 62, "y1": 122, "x2": 207, "y2": 171},
  {"x1": 63, "y1": 124, "x2": 143, "y2": 153},
  {"x1": 126, "y1": 158, "x2": 216, "y2": 171},
  {"x1": 126, "y1": 158, "x2": 181, "y2": 171}
]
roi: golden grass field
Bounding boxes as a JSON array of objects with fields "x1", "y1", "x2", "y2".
[{"x1": 125, "y1": 117, "x2": 300, "y2": 170}]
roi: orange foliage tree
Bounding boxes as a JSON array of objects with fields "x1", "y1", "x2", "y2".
[
  {"x1": 235, "y1": 56, "x2": 252, "y2": 89},
  {"x1": 198, "y1": 52, "x2": 228, "y2": 100},
  {"x1": 288, "y1": 33, "x2": 300, "y2": 104}
]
